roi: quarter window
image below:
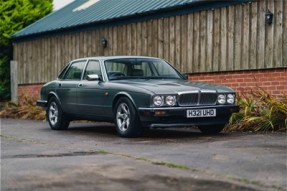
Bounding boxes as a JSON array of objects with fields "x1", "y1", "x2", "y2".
[
  {"x1": 63, "y1": 61, "x2": 86, "y2": 80},
  {"x1": 58, "y1": 64, "x2": 70, "y2": 79}
]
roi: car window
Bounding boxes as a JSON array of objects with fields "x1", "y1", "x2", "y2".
[
  {"x1": 105, "y1": 58, "x2": 182, "y2": 80},
  {"x1": 133, "y1": 62, "x2": 153, "y2": 76},
  {"x1": 63, "y1": 61, "x2": 86, "y2": 80},
  {"x1": 83, "y1": 60, "x2": 102, "y2": 80},
  {"x1": 57, "y1": 64, "x2": 70, "y2": 79},
  {"x1": 105, "y1": 61, "x2": 128, "y2": 77},
  {"x1": 152, "y1": 61, "x2": 179, "y2": 77}
]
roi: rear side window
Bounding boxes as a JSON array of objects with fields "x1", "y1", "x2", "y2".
[{"x1": 63, "y1": 60, "x2": 86, "y2": 80}]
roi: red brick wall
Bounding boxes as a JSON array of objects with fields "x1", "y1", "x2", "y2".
[
  {"x1": 188, "y1": 68, "x2": 287, "y2": 97},
  {"x1": 17, "y1": 68, "x2": 286, "y2": 102},
  {"x1": 18, "y1": 83, "x2": 43, "y2": 101}
]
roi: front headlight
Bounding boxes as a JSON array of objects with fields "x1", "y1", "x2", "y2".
[
  {"x1": 153, "y1": 96, "x2": 164, "y2": 106},
  {"x1": 217, "y1": 94, "x2": 226, "y2": 104},
  {"x1": 165, "y1": 95, "x2": 176, "y2": 106},
  {"x1": 227, "y1": 94, "x2": 235, "y2": 104}
]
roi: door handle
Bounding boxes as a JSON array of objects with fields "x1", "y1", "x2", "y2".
[
  {"x1": 78, "y1": 83, "x2": 83, "y2": 87},
  {"x1": 58, "y1": 83, "x2": 62, "y2": 87}
]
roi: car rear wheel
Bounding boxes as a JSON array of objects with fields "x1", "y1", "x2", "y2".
[
  {"x1": 114, "y1": 97, "x2": 142, "y2": 138},
  {"x1": 47, "y1": 97, "x2": 70, "y2": 130},
  {"x1": 198, "y1": 125, "x2": 225, "y2": 134}
]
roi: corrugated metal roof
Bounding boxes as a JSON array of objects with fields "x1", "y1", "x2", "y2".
[{"x1": 12, "y1": 0, "x2": 249, "y2": 39}]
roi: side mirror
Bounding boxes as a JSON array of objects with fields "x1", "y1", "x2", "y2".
[{"x1": 87, "y1": 74, "x2": 101, "y2": 81}]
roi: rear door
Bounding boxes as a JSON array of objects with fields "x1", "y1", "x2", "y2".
[{"x1": 56, "y1": 60, "x2": 87, "y2": 113}]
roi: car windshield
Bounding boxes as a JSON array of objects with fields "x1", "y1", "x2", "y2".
[{"x1": 104, "y1": 58, "x2": 183, "y2": 80}]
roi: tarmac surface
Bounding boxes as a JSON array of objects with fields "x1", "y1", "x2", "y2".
[{"x1": 1, "y1": 118, "x2": 286, "y2": 191}]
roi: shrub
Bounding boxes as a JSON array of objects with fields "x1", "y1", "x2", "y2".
[
  {"x1": 0, "y1": 94, "x2": 45, "y2": 120},
  {"x1": 0, "y1": 0, "x2": 53, "y2": 101},
  {"x1": 226, "y1": 89, "x2": 287, "y2": 132}
]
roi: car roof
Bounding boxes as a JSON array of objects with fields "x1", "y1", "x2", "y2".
[{"x1": 72, "y1": 56, "x2": 162, "y2": 62}]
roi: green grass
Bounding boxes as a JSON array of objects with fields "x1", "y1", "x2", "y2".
[
  {"x1": 97, "y1": 150, "x2": 111, "y2": 155},
  {"x1": 112, "y1": 154, "x2": 190, "y2": 170},
  {"x1": 151, "y1": 161, "x2": 190, "y2": 170},
  {"x1": 135, "y1": 156, "x2": 190, "y2": 170}
]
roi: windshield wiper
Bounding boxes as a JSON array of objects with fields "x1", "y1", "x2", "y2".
[{"x1": 109, "y1": 76, "x2": 181, "y2": 81}]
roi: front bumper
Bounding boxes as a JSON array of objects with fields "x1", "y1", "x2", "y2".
[
  {"x1": 138, "y1": 105, "x2": 239, "y2": 128},
  {"x1": 36, "y1": 100, "x2": 47, "y2": 108}
]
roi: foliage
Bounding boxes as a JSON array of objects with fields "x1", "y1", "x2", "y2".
[
  {"x1": 226, "y1": 90, "x2": 287, "y2": 132},
  {"x1": 0, "y1": 93, "x2": 46, "y2": 120},
  {"x1": 0, "y1": 0, "x2": 53, "y2": 101},
  {"x1": 0, "y1": 56, "x2": 10, "y2": 100},
  {"x1": 0, "y1": 0, "x2": 53, "y2": 46}
]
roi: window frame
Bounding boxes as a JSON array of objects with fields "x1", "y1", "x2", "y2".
[
  {"x1": 61, "y1": 59, "x2": 87, "y2": 81},
  {"x1": 82, "y1": 59, "x2": 102, "y2": 80}
]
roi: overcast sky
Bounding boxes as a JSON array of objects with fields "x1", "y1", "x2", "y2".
[{"x1": 53, "y1": 0, "x2": 75, "y2": 10}]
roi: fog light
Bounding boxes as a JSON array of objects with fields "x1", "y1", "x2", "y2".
[{"x1": 154, "y1": 111, "x2": 167, "y2": 116}]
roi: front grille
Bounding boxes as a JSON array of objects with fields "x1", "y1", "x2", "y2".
[
  {"x1": 178, "y1": 93, "x2": 198, "y2": 106},
  {"x1": 178, "y1": 92, "x2": 217, "y2": 106},
  {"x1": 199, "y1": 93, "x2": 217, "y2": 105}
]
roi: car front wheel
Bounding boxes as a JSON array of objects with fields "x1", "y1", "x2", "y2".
[
  {"x1": 198, "y1": 125, "x2": 225, "y2": 134},
  {"x1": 47, "y1": 97, "x2": 70, "y2": 130},
  {"x1": 114, "y1": 97, "x2": 142, "y2": 138}
]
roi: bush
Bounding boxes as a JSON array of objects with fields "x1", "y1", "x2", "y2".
[
  {"x1": 226, "y1": 89, "x2": 287, "y2": 132},
  {"x1": 0, "y1": 55, "x2": 11, "y2": 101},
  {"x1": 0, "y1": 94, "x2": 45, "y2": 120},
  {"x1": 0, "y1": 0, "x2": 53, "y2": 101}
]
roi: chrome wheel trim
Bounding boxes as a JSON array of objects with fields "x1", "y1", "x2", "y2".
[
  {"x1": 116, "y1": 103, "x2": 130, "y2": 132},
  {"x1": 49, "y1": 102, "x2": 59, "y2": 126}
]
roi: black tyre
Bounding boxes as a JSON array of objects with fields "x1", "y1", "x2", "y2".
[
  {"x1": 198, "y1": 125, "x2": 225, "y2": 134},
  {"x1": 114, "y1": 97, "x2": 142, "y2": 138},
  {"x1": 46, "y1": 97, "x2": 70, "y2": 130}
]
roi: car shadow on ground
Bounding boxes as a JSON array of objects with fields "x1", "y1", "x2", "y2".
[{"x1": 50, "y1": 121, "x2": 232, "y2": 141}]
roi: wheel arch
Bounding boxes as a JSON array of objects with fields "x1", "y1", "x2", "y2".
[
  {"x1": 112, "y1": 92, "x2": 137, "y2": 114},
  {"x1": 47, "y1": 92, "x2": 62, "y2": 105}
]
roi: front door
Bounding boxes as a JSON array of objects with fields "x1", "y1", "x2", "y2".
[{"x1": 77, "y1": 60, "x2": 106, "y2": 116}]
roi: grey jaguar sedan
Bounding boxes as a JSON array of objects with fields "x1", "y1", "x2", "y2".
[{"x1": 37, "y1": 56, "x2": 239, "y2": 137}]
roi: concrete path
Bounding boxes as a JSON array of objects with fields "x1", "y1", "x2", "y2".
[{"x1": 1, "y1": 119, "x2": 286, "y2": 190}]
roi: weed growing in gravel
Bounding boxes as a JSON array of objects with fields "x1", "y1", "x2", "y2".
[
  {"x1": 151, "y1": 161, "x2": 190, "y2": 170},
  {"x1": 226, "y1": 89, "x2": 287, "y2": 132}
]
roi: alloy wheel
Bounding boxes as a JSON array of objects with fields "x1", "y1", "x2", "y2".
[
  {"x1": 116, "y1": 103, "x2": 130, "y2": 132},
  {"x1": 49, "y1": 101, "x2": 59, "y2": 126}
]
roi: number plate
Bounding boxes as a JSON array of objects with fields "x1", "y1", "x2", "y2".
[{"x1": 186, "y1": 109, "x2": 216, "y2": 118}]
